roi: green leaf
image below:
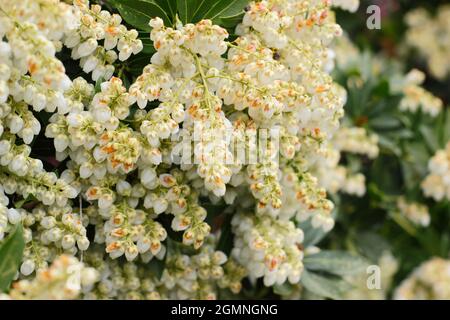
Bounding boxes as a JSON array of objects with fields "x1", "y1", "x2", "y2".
[
  {"x1": 208, "y1": 0, "x2": 248, "y2": 24},
  {"x1": 356, "y1": 232, "x2": 391, "y2": 263},
  {"x1": 443, "y1": 109, "x2": 450, "y2": 145},
  {"x1": 303, "y1": 250, "x2": 368, "y2": 276},
  {"x1": 14, "y1": 196, "x2": 32, "y2": 209},
  {"x1": 219, "y1": 12, "x2": 245, "y2": 29},
  {"x1": 273, "y1": 282, "x2": 295, "y2": 296},
  {"x1": 154, "y1": 0, "x2": 177, "y2": 21},
  {"x1": 138, "y1": 32, "x2": 156, "y2": 54},
  {"x1": 299, "y1": 219, "x2": 327, "y2": 247},
  {"x1": 127, "y1": 54, "x2": 152, "y2": 76},
  {"x1": 94, "y1": 77, "x2": 105, "y2": 93},
  {"x1": 370, "y1": 115, "x2": 402, "y2": 131},
  {"x1": 192, "y1": 0, "x2": 248, "y2": 24},
  {"x1": 216, "y1": 214, "x2": 233, "y2": 256},
  {"x1": 300, "y1": 269, "x2": 351, "y2": 300},
  {"x1": 420, "y1": 125, "x2": 440, "y2": 154},
  {"x1": 372, "y1": 79, "x2": 390, "y2": 97},
  {"x1": 190, "y1": 0, "x2": 214, "y2": 22},
  {"x1": 177, "y1": 0, "x2": 200, "y2": 24},
  {"x1": 377, "y1": 135, "x2": 401, "y2": 156},
  {"x1": 0, "y1": 225, "x2": 25, "y2": 292},
  {"x1": 111, "y1": 0, "x2": 172, "y2": 31}
]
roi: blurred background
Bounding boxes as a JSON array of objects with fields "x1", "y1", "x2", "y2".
[{"x1": 337, "y1": 0, "x2": 450, "y2": 104}]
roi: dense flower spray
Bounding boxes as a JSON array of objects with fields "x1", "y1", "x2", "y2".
[
  {"x1": 0, "y1": 0, "x2": 350, "y2": 299},
  {"x1": 422, "y1": 142, "x2": 450, "y2": 202},
  {"x1": 394, "y1": 258, "x2": 450, "y2": 300},
  {"x1": 405, "y1": 5, "x2": 450, "y2": 80}
]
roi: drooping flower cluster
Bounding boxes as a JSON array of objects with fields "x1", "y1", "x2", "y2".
[
  {"x1": 333, "y1": 127, "x2": 379, "y2": 159},
  {"x1": 82, "y1": 238, "x2": 244, "y2": 300},
  {"x1": 109, "y1": 0, "x2": 343, "y2": 285},
  {"x1": 231, "y1": 212, "x2": 304, "y2": 287},
  {"x1": 394, "y1": 258, "x2": 450, "y2": 300},
  {"x1": 405, "y1": 5, "x2": 450, "y2": 80},
  {"x1": 0, "y1": 203, "x2": 90, "y2": 276},
  {"x1": 65, "y1": 0, "x2": 143, "y2": 80},
  {"x1": 391, "y1": 69, "x2": 443, "y2": 117},
  {"x1": 422, "y1": 142, "x2": 450, "y2": 202},
  {"x1": 1, "y1": 255, "x2": 98, "y2": 300},
  {"x1": 0, "y1": 0, "x2": 347, "y2": 299},
  {"x1": 313, "y1": 143, "x2": 367, "y2": 197},
  {"x1": 312, "y1": 124, "x2": 379, "y2": 197},
  {"x1": 396, "y1": 197, "x2": 430, "y2": 227}
]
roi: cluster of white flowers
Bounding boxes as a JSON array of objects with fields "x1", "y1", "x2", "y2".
[
  {"x1": 0, "y1": 102, "x2": 77, "y2": 209},
  {"x1": 422, "y1": 142, "x2": 450, "y2": 202},
  {"x1": 231, "y1": 212, "x2": 304, "y2": 287},
  {"x1": 0, "y1": 148, "x2": 77, "y2": 207},
  {"x1": 391, "y1": 69, "x2": 443, "y2": 117},
  {"x1": 65, "y1": 0, "x2": 143, "y2": 80},
  {"x1": 396, "y1": 197, "x2": 430, "y2": 227},
  {"x1": 333, "y1": 127, "x2": 379, "y2": 159},
  {"x1": 313, "y1": 139, "x2": 368, "y2": 197},
  {"x1": 405, "y1": 5, "x2": 450, "y2": 80},
  {"x1": 394, "y1": 258, "x2": 450, "y2": 300},
  {"x1": 311, "y1": 124, "x2": 379, "y2": 197},
  {"x1": 0, "y1": 0, "x2": 348, "y2": 298},
  {"x1": 0, "y1": 202, "x2": 90, "y2": 276},
  {"x1": 0, "y1": 21, "x2": 70, "y2": 115},
  {"x1": 1, "y1": 255, "x2": 98, "y2": 300},
  {"x1": 82, "y1": 238, "x2": 245, "y2": 300},
  {"x1": 332, "y1": 34, "x2": 361, "y2": 71}
]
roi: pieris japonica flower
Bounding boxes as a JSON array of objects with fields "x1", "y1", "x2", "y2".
[
  {"x1": 312, "y1": 126, "x2": 378, "y2": 197},
  {"x1": 405, "y1": 5, "x2": 450, "y2": 80},
  {"x1": 2, "y1": 255, "x2": 98, "y2": 300},
  {"x1": 0, "y1": 0, "x2": 349, "y2": 299},
  {"x1": 231, "y1": 212, "x2": 304, "y2": 287},
  {"x1": 64, "y1": 0, "x2": 143, "y2": 80},
  {"x1": 391, "y1": 69, "x2": 443, "y2": 117},
  {"x1": 396, "y1": 197, "x2": 430, "y2": 227},
  {"x1": 333, "y1": 127, "x2": 379, "y2": 159},
  {"x1": 394, "y1": 258, "x2": 450, "y2": 300},
  {"x1": 82, "y1": 237, "x2": 240, "y2": 300},
  {"x1": 422, "y1": 142, "x2": 450, "y2": 201}
]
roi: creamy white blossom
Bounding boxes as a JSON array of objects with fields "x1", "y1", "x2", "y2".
[{"x1": 422, "y1": 142, "x2": 450, "y2": 202}]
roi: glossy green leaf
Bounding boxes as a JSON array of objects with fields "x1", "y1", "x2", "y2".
[
  {"x1": 192, "y1": 0, "x2": 248, "y2": 24},
  {"x1": 219, "y1": 12, "x2": 245, "y2": 29},
  {"x1": 111, "y1": 0, "x2": 172, "y2": 31},
  {"x1": 154, "y1": 0, "x2": 177, "y2": 21},
  {"x1": 0, "y1": 225, "x2": 25, "y2": 292},
  {"x1": 138, "y1": 32, "x2": 156, "y2": 54},
  {"x1": 177, "y1": 0, "x2": 200, "y2": 24}
]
